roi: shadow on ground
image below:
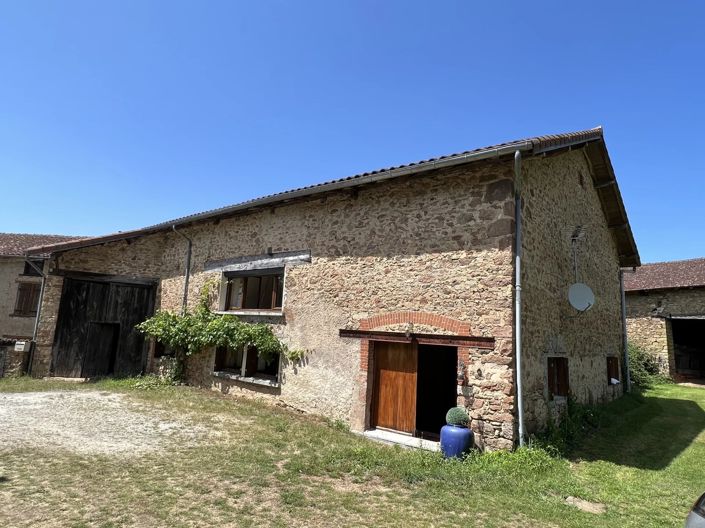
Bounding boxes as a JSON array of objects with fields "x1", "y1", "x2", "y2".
[
  {"x1": 572, "y1": 389, "x2": 705, "y2": 470},
  {"x1": 573, "y1": 388, "x2": 705, "y2": 470}
]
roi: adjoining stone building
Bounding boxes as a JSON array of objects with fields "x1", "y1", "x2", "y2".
[
  {"x1": 0, "y1": 233, "x2": 79, "y2": 375},
  {"x1": 27, "y1": 127, "x2": 639, "y2": 449},
  {"x1": 625, "y1": 258, "x2": 705, "y2": 380}
]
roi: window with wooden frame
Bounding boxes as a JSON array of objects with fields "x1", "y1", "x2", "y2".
[
  {"x1": 214, "y1": 345, "x2": 280, "y2": 381},
  {"x1": 224, "y1": 269, "x2": 284, "y2": 311},
  {"x1": 547, "y1": 356, "x2": 569, "y2": 399},
  {"x1": 14, "y1": 282, "x2": 41, "y2": 317},
  {"x1": 606, "y1": 356, "x2": 620, "y2": 385}
]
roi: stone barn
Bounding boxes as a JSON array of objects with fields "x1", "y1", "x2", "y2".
[
  {"x1": 0, "y1": 233, "x2": 79, "y2": 376},
  {"x1": 27, "y1": 127, "x2": 639, "y2": 449},
  {"x1": 625, "y1": 258, "x2": 705, "y2": 381}
]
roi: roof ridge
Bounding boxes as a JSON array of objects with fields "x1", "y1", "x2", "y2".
[{"x1": 0, "y1": 232, "x2": 83, "y2": 238}]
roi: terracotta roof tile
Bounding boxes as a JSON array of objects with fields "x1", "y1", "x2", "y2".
[
  {"x1": 624, "y1": 258, "x2": 705, "y2": 291},
  {"x1": 0, "y1": 233, "x2": 84, "y2": 257}
]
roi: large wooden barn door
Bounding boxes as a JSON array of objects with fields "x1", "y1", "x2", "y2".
[
  {"x1": 52, "y1": 278, "x2": 155, "y2": 378},
  {"x1": 372, "y1": 342, "x2": 417, "y2": 433}
]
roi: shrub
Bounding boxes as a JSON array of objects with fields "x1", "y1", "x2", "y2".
[
  {"x1": 628, "y1": 342, "x2": 670, "y2": 387},
  {"x1": 445, "y1": 406, "x2": 470, "y2": 426}
]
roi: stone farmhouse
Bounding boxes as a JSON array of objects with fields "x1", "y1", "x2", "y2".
[
  {"x1": 0, "y1": 233, "x2": 78, "y2": 375},
  {"x1": 625, "y1": 258, "x2": 705, "y2": 380},
  {"x1": 27, "y1": 127, "x2": 639, "y2": 449}
]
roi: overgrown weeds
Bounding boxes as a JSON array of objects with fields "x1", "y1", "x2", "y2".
[
  {"x1": 532, "y1": 397, "x2": 603, "y2": 455},
  {"x1": 628, "y1": 342, "x2": 672, "y2": 387}
]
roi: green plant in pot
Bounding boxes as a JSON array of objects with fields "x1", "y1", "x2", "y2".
[{"x1": 440, "y1": 406, "x2": 474, "y2": 458}]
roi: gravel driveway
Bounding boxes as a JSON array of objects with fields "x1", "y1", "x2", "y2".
[{"x1": 0, "y1": 390, "x2": 206, "y2": 455}]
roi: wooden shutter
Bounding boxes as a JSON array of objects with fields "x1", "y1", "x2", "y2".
[
  {"x1": 14, "y1": 282, "x2": 41, "y2": 316},
  {"x1": 606, "y1": 357, "x2": 620, "y2": 384},
  {"x1": 547, "y1": 357, "x2": 569, "y2": 398}
]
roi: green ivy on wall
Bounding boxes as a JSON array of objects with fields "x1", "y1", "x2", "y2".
[{"x1": 136, "y1": 281, "x2": 305, "y2": 381}]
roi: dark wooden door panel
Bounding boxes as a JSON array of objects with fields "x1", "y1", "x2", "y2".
[
  {"x1": 373, "y1": 342, "x2": 417, "y2": 433},
  {"x1": 81, "y1": 323, "x2": 119, "y2": 377},
  {"x1": 53, "y1": 279, "x2": 109, "y2": 377},
  {"x1": 52, "y1": 278, "x2": 155, "y2": 378}
]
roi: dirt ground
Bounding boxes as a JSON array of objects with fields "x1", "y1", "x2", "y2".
[{"x1": 0, "y1": 390, "x2": 206, "y2": 455}]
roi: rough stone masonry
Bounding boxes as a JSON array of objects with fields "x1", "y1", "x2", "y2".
[{"x1": 30, "y1": 143, "x2": 632, "y2": 450}]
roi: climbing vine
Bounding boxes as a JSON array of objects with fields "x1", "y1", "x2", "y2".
[{"x1": 136, "y1": 281, "x2": 305, "y2": 381}]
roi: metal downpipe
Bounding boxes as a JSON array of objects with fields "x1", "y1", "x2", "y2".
[
  {"x1": 172, "y1": 226, "x2": 192, "y2": 315},
  {"x1": 619, "y1": 268, "x2": 635, "y2": 393},
  {"x1": 514, "y1": 150, "x2": 526, "y2": 447}
]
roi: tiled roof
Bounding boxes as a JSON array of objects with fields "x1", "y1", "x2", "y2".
[
  {"x1": 0, "y1": 233, "x2": 84, "y2": 257},
  {"x1": 26, "y1": 126, "x2": 640, "y2": 267},
  {"x1": 624, "y1": 258, "x2": 705, "y2": 291}
]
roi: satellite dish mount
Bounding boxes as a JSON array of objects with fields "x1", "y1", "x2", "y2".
[{"x1": 568, "y1": 226, "x2": 595, "y2": 312}]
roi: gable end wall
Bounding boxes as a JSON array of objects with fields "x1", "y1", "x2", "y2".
[{"x1": 521, "y1": 150, "x2": 624, "y2": 430}]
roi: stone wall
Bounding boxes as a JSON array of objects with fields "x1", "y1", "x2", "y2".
[
  {"x1": 32, "y1": 274, "x2": 64, "y2": 377},
  {"x1": 0, "y1": 258, "x2": 39, "y2": 339},
  {"x1": 626, "y1": 287, "x2": 705, "y2": 375},
  {"x1": 520, "y1": 150, "x2": 624, "y2": 431},
  {"x1": 0, "y1": 343, "x2": 30, "y2": 377},
  {"x1": 32, "y1": 161, "x2": 517, "y2": 448}
]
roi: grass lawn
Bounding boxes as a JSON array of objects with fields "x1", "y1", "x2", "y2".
[{"x1": 0, "y1": 378, "x2": 703, "y2": 527}]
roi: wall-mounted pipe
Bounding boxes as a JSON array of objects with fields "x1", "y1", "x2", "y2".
[
  {"x1": 514, "y1": 150, "x2": 526, "y2": 447},
  {"x1": 619, "y1": 267, "x2": 636, "y2": 393},
  {"x1": 172, "y1": 226, "x2": 192, "y2": 315}
]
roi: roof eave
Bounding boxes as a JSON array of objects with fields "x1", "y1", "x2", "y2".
[{"x1": 27, "y1": 127, "x2": 637, "y2": 261}]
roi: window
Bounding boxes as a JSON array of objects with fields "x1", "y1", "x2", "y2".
[
  {"x1": 224, "y1": 270, "x2": 284, "y2": 311},
  {"x1": 547, "y1": 357, "x2": 569, "y2": 399},
  {"x1": 22, "y1": 259, "x2": 44, "y2": 277},
  {"x1": 214, "y1": 345, "x2": 279, "y2": 380},
  {"x1": 14, "y1": 282, "x2": 41, "y2": 316},
  {"x1": 606, "y1": 356, "x2": 620, "y2": 385}
]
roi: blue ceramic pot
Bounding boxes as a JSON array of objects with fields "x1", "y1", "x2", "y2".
[{"x1": 440, "y1": 424, "x2": 474, "y2": 458}]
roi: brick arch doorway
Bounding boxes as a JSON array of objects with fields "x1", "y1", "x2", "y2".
[
  {"x1": 371, "y1": 340, "x2": 458, "y2": 439},
  {"x1": 345, "y1": 311, "x2": 492, "y2": 440}
]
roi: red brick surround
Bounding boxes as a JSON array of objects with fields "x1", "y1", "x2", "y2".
[
  {"x1": 353, "y1": 311, "x2": 487, "y2": 433},
  {"x1": 359, "y1": 311, "x2": 472, "y2": 335}
]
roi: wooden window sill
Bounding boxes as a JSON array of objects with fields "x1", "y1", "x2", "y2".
[
  {"x1": 212, "y1": 370, "x2": 280, "y2": 388},
  {"x1": 214, "y1": 310, "x2": 284, "y2": 318}
]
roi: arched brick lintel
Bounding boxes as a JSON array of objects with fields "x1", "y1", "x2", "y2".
[{"x1": 359, "y1": 311, "x2": 471, "y2": 335}]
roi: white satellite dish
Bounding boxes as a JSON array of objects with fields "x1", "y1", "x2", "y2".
[{"x1": 568, "y1": 283, "x2": 595, "y2": 312}]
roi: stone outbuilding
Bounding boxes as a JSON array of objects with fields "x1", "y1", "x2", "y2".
[
  {"x1": 0, "y1": 233, "x2": 79, "y2": 375},
  {"x1": 625, "y1": 258, "x2": 705, "y2": 380},
  {"x1": 27, "y1": 127, "x2": 639, "y2": 449}
]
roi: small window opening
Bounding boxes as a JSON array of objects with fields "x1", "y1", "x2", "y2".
[
  {"x1": 23, "y1": 259, "x2": 44, "y2": 277},
  {"x1": 224, "y1": 270, "x2": 283, "y2": 311},
  {"x1": 547, "y1": 356, "x2": 569, "y2": 399},
  {"x1": 214, "y1": 345, "x2": 280, "y2": 380},
  {"x1": 154, "y1": 341, "x2": 175, "y2": 358}
]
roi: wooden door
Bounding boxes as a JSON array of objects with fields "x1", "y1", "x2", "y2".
[
  {"x1": 372, "y1": 342, "x2": 417, "y2": 433},
  {"x1": 81, "y1": 323, "x2": 119, "y2": 377},
  {"x1": 52, "y1": 278, "x2": 155, "y2": 378},
  {"x1": 53, "y1": 279, "x2": 110, "y2": 377}
]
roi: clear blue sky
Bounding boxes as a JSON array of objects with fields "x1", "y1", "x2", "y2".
[{"x1": 1, "y1": 1, "x2": 703, "y2": 263}]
